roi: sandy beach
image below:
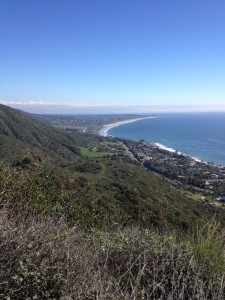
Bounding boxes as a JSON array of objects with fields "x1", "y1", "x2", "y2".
[{"x1": 98, "y1": 116, "x2": 155, "y2": 137}]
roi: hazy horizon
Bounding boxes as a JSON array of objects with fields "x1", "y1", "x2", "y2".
[{"x1": 1, "y1": 102, "x2": 225, "y2": 115}]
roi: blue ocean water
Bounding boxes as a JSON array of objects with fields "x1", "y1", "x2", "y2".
[{"x1": 108, "y1": 113, "x2": 225, "y2": 166}]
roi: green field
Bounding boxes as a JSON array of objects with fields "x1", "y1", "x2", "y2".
[
  {"x1": 102, "y1": 141, "x2": 120, "y2": 146},
  {"x1": 179, "y1": 188, "x2": 205, "y2": 201},
  {"x1": 80, "y1": 147, "x2": 115, "y2": 158}
]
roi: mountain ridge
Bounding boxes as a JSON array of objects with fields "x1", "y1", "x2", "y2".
[{"x1": 0, "y1": 104, "x2": 84, "y2": 165}]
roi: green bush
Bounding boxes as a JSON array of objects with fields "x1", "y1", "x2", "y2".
[{"x1": 192, "y1": 220, "x2": 225, "y2": 272}]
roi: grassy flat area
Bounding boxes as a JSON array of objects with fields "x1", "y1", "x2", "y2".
[
  {"x1": 102, "y1": 141, "x2": 120, "y2": 146},
  {"x1": 185, "y1": 190, "x2": 203, "y2": 200},
  {"x1": 190, "y1": 193, "x2": 204, "y2": 200},
  {"x1": 179, "y1": 188, "x2": 206, "y2": 201},
  {"x1": 80, "y1": 147, "x2": 115, "y2": 158}
]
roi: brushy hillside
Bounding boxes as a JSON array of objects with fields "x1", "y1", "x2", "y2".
[
  {"x1": 1, "y1": 162, "x2": 225, "y2": 232},
  {"x1": 0, "y1": 104, "x2": 90, "y2": 165}
]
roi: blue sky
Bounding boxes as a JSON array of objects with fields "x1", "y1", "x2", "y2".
[{"x1": 0, "y1": 0, "x2": 225, "y2": 113}]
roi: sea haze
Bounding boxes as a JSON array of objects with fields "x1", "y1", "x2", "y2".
[{"x1": 108, "y1": 112, "x2": 225, "y2": 166}]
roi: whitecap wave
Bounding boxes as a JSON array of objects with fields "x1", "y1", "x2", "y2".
[
  {"x1": 155, "y1": 143, "x2": 177, "y2": 153},
  {"x1": 155, "y1": 143, "x2": 202, "y2": 162}
]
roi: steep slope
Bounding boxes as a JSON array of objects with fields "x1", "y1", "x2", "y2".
[
  {"x1": 0, "y1": 104, "x2": 83, "y2": 165},
  {"x1": 69, "y1": 159, "x2": 225, "y2": 230},
  {"x1": 1, "y1": 158, "x2": 225, "y2": 232}
]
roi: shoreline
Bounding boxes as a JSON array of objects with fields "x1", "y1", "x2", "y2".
[
  {"x1": 154, "y1": 142, "x2": 203, "y2": 163},
  {"x1": 97, "y1": 116, "x2": 199, "y2": 162},
  {"x1": 98, "y1": 116, "x2": 156, "y2": 137},
  {"x1": 98, "y1": 117, "x2": 223, "y2": 167}
]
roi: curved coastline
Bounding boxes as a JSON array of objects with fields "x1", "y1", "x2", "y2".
[
  {"x1": 98, "y1": 116, "x2": 156, "y2": 137},
  {"x1": 99, "y1": 117, "x2": 219, "y2": 165}
]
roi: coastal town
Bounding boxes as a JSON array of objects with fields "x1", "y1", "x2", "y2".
[
  {"x1": 93, "y1": 137, "x2": 225, "y2": 209},
  {"x1": 117, "y1": 138, "x2": 225, "y2": 196},
  {"x1": 32, "y1": 114, "x2": 155, "y2": 134}
]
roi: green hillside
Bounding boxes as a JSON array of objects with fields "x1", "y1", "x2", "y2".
[
  {"x1": 1, "y1": 158, "x2": 225, "y2": 232},
  {"x1": 0, "y1": 104, "x2": 90, "y2": 165}
]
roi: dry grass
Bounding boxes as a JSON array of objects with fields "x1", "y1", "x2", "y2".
[{"x1": 0, "y1": 212, "x2": 224, "y2": 299}]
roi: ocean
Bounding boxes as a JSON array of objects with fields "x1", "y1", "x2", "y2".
[{"x1": 108, "y1": 112, "x2": 225, "y2": 166}]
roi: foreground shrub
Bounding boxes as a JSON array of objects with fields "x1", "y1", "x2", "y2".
[
  {"x1": 0, "y1": 213, "x2": 224, "y2": 299},
  {"x1": 192, "y1": 219, "x2": 225, "y2": 272}
]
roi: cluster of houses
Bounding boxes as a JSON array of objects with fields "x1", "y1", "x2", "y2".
[
  {"x1": 90, "y1": 142, "x2": 124, "y2": 154},
  {"x1": 87, "y1": 137, "x2": 225, "y2": 202},
  {"x1": 119, "y1": 138, "x2": 225, "y2": 198}
]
